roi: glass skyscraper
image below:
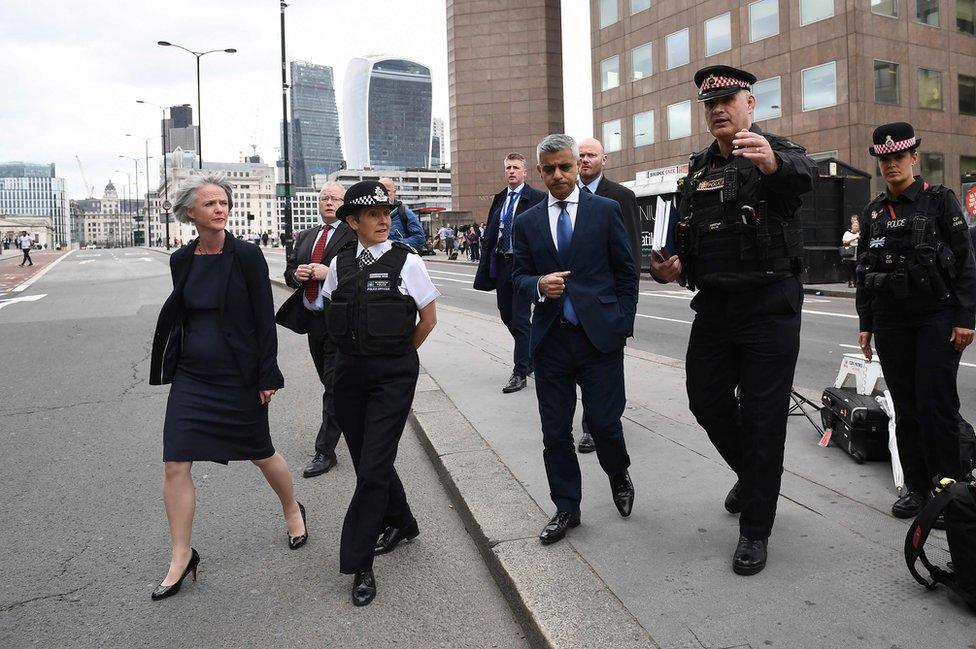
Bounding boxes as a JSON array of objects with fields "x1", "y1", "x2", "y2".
[
  {"x1": 344, "y1": 56, "x2": 433, "y2": 169},
  {"x1": 289, "y1": 61, "x2": 343, "y2": 187},
  {"x1": 0, "y1": 162, "x2": 70, "y2": 245}
]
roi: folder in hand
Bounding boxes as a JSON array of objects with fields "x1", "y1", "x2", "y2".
[{"x1": 651, "y1": 196, "x2": 678, "y2": 260}]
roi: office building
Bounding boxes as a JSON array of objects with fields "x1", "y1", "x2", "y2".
[
  {"x1": 590, "y1": 0, "x2": 976, "y2": 193},
  {"x1": 0, "y1": 162, "x2": 70, "y2": 246},
  {"x1": 71, "y1": 180, "x2": 142, "y2": 247},
  {"x1": 430, "y1": 117, "x2": 445, "y2": 167},
  {"x1": 290, "y1": 61, "x2": 344, "y2": 187},
  {"x1": 318, "y1": 167, "x2": 452, "y2": 213},
  {"x1": 162, "y1": 105, "x2": 199, "y2": 154},
  {"x1": 343, "y1": 56, "x2": 433, "y2": 169}
]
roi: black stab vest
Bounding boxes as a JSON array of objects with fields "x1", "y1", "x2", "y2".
[{"x1": 325, "y1": 244, "x2": 418, "y2": 356}]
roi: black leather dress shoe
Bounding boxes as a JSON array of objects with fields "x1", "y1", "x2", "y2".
[
  {"x1": 577, "y1": 432, "x2": 595, "y2": 454},
  {"x1": 610, "y1": 471, "x2": 634, "y2": 517},
  {"x1": 302, "y1": 452, "x2": 336, "y2": 478},
  {"x1": 732, "y1": 536, "x2": 768, "y2": 576},
  {"x1": 374, "y1": 518, "x2": 420, "y2": 555},
  {"x1": 502, "y1": 373, "x2": 526, "y2": 394},
  {"x1": 724, "y1": 480, "x2": 744, "y2": 514},
  {"x1": 891, "y1": 491, "x2": 930, "y2": 518},
  {"x1": 352, "y1": 569, "x2": 376, "y2": 607},
  {"x1": 539, "y1": 511, "x2": 580, "y2": 544}
]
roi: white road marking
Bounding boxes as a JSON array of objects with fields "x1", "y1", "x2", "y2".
[
  {"x1": 12, "y1": 250, "x2": 74, "y2": 292},
  {"x1": 137, "y1": 257, "x2": 154, "y2": 262},
  {"x1": 423, "y1": 267, "x2": 476, "y2": 279},
  {"x1": 804, "y1": 298, "x2": 833, "y2": 304},
  {"x1": 636, "y1": 313, "x2": 693, "y2": 325},
  {"x1": 79, "y1": 260, "x2": 95, "y2": 265},
  {"x1": 0, "y1": 293, "x2": 46, "y2": 311},
  {"x1": 76, "y1": 254, "x2": 101, "y2": 258},
  {"x1": 639, "y1": 291, "x2": 692, "y2": 301},
  {"x1": 802, "y1": 309, "x2": 859, "y2": 319},
  {"x1": 426, "y1": 274, "x2": 473, "y2": 284}
]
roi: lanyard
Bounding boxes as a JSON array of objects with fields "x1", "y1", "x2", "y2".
[{"x1": 886, "y1": 182, "x2": 929, "y2": 219}]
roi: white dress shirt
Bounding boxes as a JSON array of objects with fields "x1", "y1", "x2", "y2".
[
  {"x1": 536, "y1": 187, "x2": 581, "y2": 301},
  {"x1": 320, "y1": 239, "x2": 441, "y2": 310},
  {"x1": 497, "y1": 182, "x2": 525, "y2": 254},
  {"x1": 579, "y1": 174, "x2": 602, "y2": 194}
]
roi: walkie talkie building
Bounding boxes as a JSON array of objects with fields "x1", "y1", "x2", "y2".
[{"x1": 343, "y1": 56, "x2": 433, "y2": 170}]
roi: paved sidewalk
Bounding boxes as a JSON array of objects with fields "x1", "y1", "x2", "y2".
[
  {"x1": 414, "y1": 304, "x2": 970, "y2": 649},
  {"x1": 0, "y1": 249, "x2": 69, "y2": 291}
]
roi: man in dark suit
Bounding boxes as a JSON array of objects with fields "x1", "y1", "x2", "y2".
[
  {"x1": 474, "y1": 152, "x2": 547, "y2": 393},
  {"x1": 277, "y1": 182, "x2": 356, "y2": 477},
  {"x1": 512, "y1": 134, "x2": 638, "y2": 545},
  {"x1": 574, "y1": 137, "x2": 643, "y2": 453}
]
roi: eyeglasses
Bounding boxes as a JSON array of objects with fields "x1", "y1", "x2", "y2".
[{"x1": 320, "y1": 195, "x2": 343, "y2": 203}]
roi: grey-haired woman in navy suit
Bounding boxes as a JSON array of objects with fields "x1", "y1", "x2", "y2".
[{"x1": 149, "y1": 174, "x2": 306, "y2": 600}]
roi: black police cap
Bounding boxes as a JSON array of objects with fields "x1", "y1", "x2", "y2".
[
  {"x1": 334, "y1": 181, "x2": 400, "y2": 221},
  {"x1": 869, "y1": 122, "x2": 920, "y2": 157},
  {"x1": 694, "y1": 65, "x2": 758, "y2": 102}
]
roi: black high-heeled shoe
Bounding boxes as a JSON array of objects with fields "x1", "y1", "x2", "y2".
[
  {"x1": 151, "y1": 548, "x2": 199, "y2": 601},
  {"x1": 288, "y1": 501, "x2": 308, "y2": 550}
]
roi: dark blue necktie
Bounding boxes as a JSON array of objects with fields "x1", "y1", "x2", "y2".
[
  {"x1": 499, "y1": 190, "x2": 518, "y2": 252},
  {"x1": 556, "y1": 200, "x2": 578, "y2": 325}
]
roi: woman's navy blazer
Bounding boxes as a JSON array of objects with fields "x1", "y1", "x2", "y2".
[{"x1": 149, "y1": 234, "x2": 285, "y2": 390}]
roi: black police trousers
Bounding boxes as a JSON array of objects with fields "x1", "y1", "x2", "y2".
[
  {"x1": 873, "y1": 307, "x2": 964, "y2": 492},
  {"x1": 685, "y1": 277, "x2": 802, "y2": 540},
  {"x1": 334, "y1": 350, "x2": 419, "y2": 574}
]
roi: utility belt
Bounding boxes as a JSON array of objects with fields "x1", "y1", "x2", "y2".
[{"x1": 857, "y1": 247, "x2": 955, "y2": 301}]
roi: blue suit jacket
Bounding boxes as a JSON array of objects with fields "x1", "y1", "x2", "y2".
[
  {"x1": 511, "y1": 191, "x2": 638, "y2": 355},
  {"x1": 473, "y1": 183, "x2": 547, "y2": 291}
]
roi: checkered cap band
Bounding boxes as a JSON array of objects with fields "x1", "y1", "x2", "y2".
[
  {"x1": 700, "y1": 75, "x2": 751, "y2": 94},
  {"x1": 348, "y1": 186, "x2": 390, "y2": 206},
  {"x1": 872, "y1": 136, "x2": 917, "y2": 155}
]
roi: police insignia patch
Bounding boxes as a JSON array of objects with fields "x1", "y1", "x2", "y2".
[
  {"x1": 884, "y1": 135, "x2": 894, "y2": 146},
  {"x1": 696, "y1": 178, "x2": 725, "y2": 192}
]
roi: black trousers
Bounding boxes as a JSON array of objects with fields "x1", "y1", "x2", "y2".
[
  {"x1": 685, "y1": 278, "x2": 802, "y2": 540},
  {"x1": 334, "y1": 350, "x2": 419, "y2": 574},
  {"x1": 20, "y1": 249, "x2": 32, "y2": 265},
  {"x1": 534, "y1": 322, "x2": 630, "y2": 513},
  {"x1": 495, "y1": 254, "x2": 531, "y2": 377},
  {"x1": 307, "y1": 314, "x2": 342, "y2": 459},
  {"x1": 873, "y1": 307, "x2": 964, "y2": 492}
]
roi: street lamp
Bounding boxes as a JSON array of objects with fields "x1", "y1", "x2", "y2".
[
  {"x1": 119, "y1": 155, "x2": 143, "y2": 246},
  {"x1": 157, "y1": 41, "x2": 237, "y2": 169},
  {"x1": 127, "y1": 133, "x2": 157, "y2": 247},
  {"x1": 136, "y1": 100, "x2": 190, "y2": 249}
]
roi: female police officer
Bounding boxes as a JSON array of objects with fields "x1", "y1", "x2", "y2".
[
  {"x1": 855, "y1": 122, "x2": 976, "y2": 519},
  {"x1": 320, "y1": 181, "x2": 439, "y2": 606}
]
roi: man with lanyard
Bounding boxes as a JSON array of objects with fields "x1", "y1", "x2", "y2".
[
  {"x1": 659, "y1": 65, "x2": 817, "y2": 576},
  {"x1": 473, "y1": 153, "x2": 547, "y2": 393}
]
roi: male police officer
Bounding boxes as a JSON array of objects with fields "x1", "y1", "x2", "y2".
[{"x1": 663, "y1": 65, "x2": 817, "y2": 576}]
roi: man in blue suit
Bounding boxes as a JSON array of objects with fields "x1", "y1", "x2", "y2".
[{"x1": 512, "y1": 134, "x2": 638, "y2": 544}]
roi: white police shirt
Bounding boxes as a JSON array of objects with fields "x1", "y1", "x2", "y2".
[{"x1": 320, "y1": 240, "x2": 440, "y2": 309}]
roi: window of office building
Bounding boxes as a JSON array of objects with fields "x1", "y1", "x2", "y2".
[
  {"x1": 920, "y1": 153, "x2": 944, "y2": 185},
  {"x1": 962, "y1": 156, "x2": 976, "y2": 178},
  {"x1": 961, "y1": 75, "x2": 976, "y2": 114},
  {"x1": 601, "y1": 56, "x2": 620, "y2": 91},
  {"x1": 599, "y1": 0, "x2": 619, "y2": 28},
  {"x1": 800, "y1": 0, "x2": 834, "y2": 25},
  {"x1": 874, "y1": 60, "x2": 900, "y2": 104},
  {"x1": 749, "y1": 0, "x2": 780, "y2": 41},
  {"x1": 960, "y1": 0, "x2": 976, "y2": 34},
  {"x1": 918, "y1": 68, "x2": 943, "y2": 109},
  {"x1": 630, "y1": 0, "x2": 650, "y2": 14},
  {"x1": 667, "y1": 101, "x2": 692, "y2": 140},
  {"x1": 916, "y1": 0, "x2": 939, "y2": 26},
  {"x1": 802, "y1": 62, "x2": 838, "y2": 110},
  {"x1": 634, "y1": 111, "x2": 654, "y2": 147},
  {"x1": 632, "y1": 43, "x2": 652, "y2": 80},
  {"x1": 871, "y1": 0, "x2": 898, "y2": 17},
  {"x1": 603, "y1": 119, "x2": 622, "y2": 152},
  {"x1": 705, "y1": 13, "x2": 732, "y2": 56},
  {"x1": 666, "y1": 28, "x2": 690, "y2": 69},
  {"x1": 753, "y1": 77, "x2": 782, "y2": 121}
]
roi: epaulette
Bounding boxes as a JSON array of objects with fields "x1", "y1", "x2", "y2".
[
  {"x1": 337, "y1": 239, "x2": 358, "y2": 254},
  {"x1": 391, "y1": 240, "x2": 418, "y2": 255},
  {"x1": 767, "y1": 133, "x2": 806, "y2": 151}
]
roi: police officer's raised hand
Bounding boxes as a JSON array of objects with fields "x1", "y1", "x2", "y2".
[
  {"x1": 858, "y1": 331, "x2": 873, "y2": 361},
  {"x1": 731, "y1": 130, "x2": 779, "y2": 175},
  {"x1": 539, "y1": 271, "x2": 571, "y2": 299},
  {"x1": 650, "y1": 251, "x2": 682, "y2": 283},
  {"x1": 951, "y1": 327, "x2": 975, "y2": 352}
]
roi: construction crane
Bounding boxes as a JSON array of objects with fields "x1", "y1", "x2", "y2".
[{"x1": 74, "y1": 155, "x2": 95, "y2": 198}]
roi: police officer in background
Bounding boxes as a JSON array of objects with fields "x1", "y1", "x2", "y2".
[
  {"x1": 661, "y1": 65, "x2": 817, "y2": 576},
  {"x1": 320, "y1": 181, "x2": 440, "y2": 606},
  {"x1": 856, "y1": 123, "x2": 976, "y2": 520}
]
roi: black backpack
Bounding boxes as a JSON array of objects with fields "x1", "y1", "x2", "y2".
[{"x1": 904, "y1": 479, "x2": 976, "y2": 612}]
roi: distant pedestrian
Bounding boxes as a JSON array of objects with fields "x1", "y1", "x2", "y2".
[
  {"x1": 438, "y1": 224, "x2": 456, "y2": 255},
  {"x1": 18, "y1": 231, "x2": 33, "y2": 266},
  {"x1": 841, "y1": 214, "x2": 859, "y2": 288},
  {"x1": 467, "y1": 226, "x2": 480, "y2": 261},
  {"x1": 262, "y1": 232, "x2": 269, "y2": 247},
  {"x1": 148, "y1": 173, "x2": 306, "y2": 601}
]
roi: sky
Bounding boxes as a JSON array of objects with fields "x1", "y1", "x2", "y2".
[{"x1": 1, "y1": 0, "x2": 592, "y2": 201}]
